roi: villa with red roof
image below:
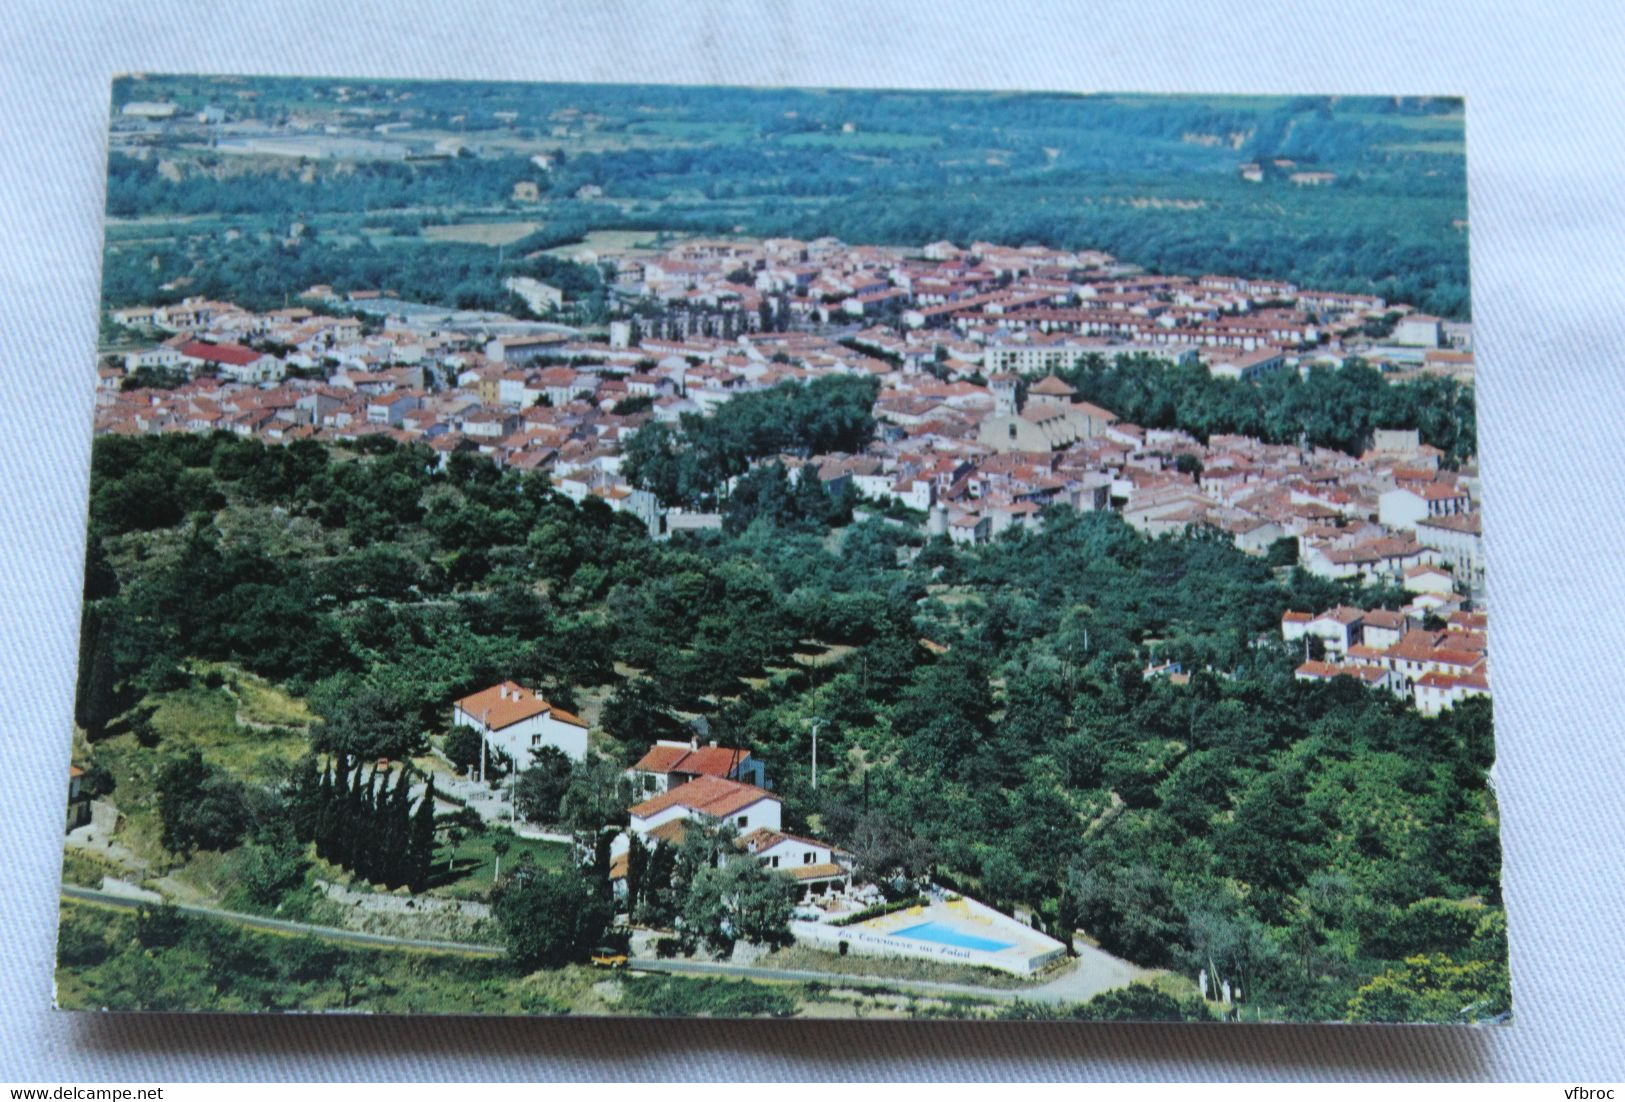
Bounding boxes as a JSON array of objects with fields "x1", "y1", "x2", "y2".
[
  {"x1": 629, "y1": 738, "x2": 767, "y2": 795},
  {"x1": 627, "y1": 774, "x2": 781, "y2": 839},
  {"x1": 739, "y1": 827, "x2": 851, "y2": 899},
  {"x1": 450, "y1": 680, "x2": 589, "y2": 765}
]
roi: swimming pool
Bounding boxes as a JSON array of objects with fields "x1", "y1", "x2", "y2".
[{"x1": 892, "y1": 920, "x2": 1013, "y2": 953}]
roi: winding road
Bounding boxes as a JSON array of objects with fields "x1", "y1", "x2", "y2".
[
  {"x1": 60, "y1": 885, "x2": 1143, "y2": 1004},
  {"x1": 629, "y1": 946, "x2": 1143, "y2": 1005}
]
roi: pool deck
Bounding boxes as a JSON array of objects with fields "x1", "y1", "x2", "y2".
[{"x1": 793, "y1": 894, "x2": 1068, "y2": 975}]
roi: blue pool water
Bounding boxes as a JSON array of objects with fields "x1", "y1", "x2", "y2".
[{"x1": 892, "y1": 920, "x2": 1013, "y2": 953}]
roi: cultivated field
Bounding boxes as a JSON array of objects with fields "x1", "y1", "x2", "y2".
[{"x1": 422, "y1": 220, "x2": 544, "y2": 246}]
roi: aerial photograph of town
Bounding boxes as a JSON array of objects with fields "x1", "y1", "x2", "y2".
[{"x1": 56, "y1": 74, "x2": 1504, "y2": 1024}]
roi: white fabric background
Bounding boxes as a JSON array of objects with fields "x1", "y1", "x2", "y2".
[{"x1": 2, "y1": 0, "x2": 1622, "y2": 1082}]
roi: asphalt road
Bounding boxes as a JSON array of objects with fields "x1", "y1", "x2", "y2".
[
  {"x1": 61, "y1": 885, "x2": 1141, "y2": 1005},
  {"x1": 624, "y1": 950, "x2": 1139, "y2": 1005}
]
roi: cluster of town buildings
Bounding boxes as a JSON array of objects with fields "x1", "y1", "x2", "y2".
[
  {"x1": 1284, "y1": 602, "x2": 1489, "y2": 716},
  {"x1": 103, "y1": 235, "x2": 1487, "y2": 714}
]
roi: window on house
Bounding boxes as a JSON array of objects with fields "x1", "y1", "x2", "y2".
[
  {"x1": 770, "y1": 856, "x2": 780, "y2": 868},
  {"x1": 737, "y1": 816, "x2": 747, "y2": 828},
  {"x1": 804, "y1": 852, "x2": 815, "y2": 864},
  {"x1": 1008, "y1": 423, "x2": 1017, "y2": 439}
]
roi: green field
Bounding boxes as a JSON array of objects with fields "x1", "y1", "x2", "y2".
[
  {"x1": 433, "y1": 829, "x2": 572, "y2": 900},
  {"x1": 539, "y1": 228, "x2": 660, "y2": 257},
  {"x1": 779, "y1": 130, "x2": 944, "y2": 151}
]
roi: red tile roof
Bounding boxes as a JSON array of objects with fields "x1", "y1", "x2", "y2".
[
  {"x1": 647, "y1": 819, "x2": 690, "y2": 846},
  {"x1": 453, "y1": 681, "x2": 587, "y2": 732},
  {"x1": 787, "y1": 862, "x2": 846, "y2": 882},
  {"x1": 1316, "y1": 605, "x2": 1366, "y2": 625},
  {"x1": 177, "y1": 341, "x2": 264, "y2": 367},
  {"x1": 737, "y1": 827, "x2": 835, "y2": 856},
  {"x1": 1028, "y1": 375, "x2": 1077, "y2": 396},
  {"x1": 631, "y1": 745, "x2": 691, "y2": 774},
  {"x1": 629, "y1": 775, "x2": 775, "y2": 821}
]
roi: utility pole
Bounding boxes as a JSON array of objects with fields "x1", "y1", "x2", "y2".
[
  {"x1": 480, "y1": 707, "x2": 490, "y2": 786},
  {"x1": 805, "y1": 717, "x2": 828, "y2": 791}
]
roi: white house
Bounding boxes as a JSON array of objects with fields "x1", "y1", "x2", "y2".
[
  {"x1": 1393, "y1": 314, "x2": 1443, "y2": 348},
  {"x1": 1295, "y1": 660, "x2": 1402, "y2": 695},
  {"x1": 123, "y1": 345, "x2": 190, "y2": 374},
  {"x1": 1403, "y1": 563, "x2": 1457, "y2": 596},
  {"x1": 627, "y1": 775, "x2": 781, "y2": 840},
  {"x1": 1208, "y1": 347, "x2": 1286, "y2": 381},
  {"x1": 891, "y1": 477, "x2": 935, "y2": 512},
  {"x1": 1301, "y1": 537, "x2": 1430, "y2": 583},
  {"x1": 738, "y1": 827, "x2": 850, "y2": 899},
  {"x1": 176, "y1": 340, "x2": 285, "y2": 385},
  {"x1": 1282, "y1": 610, "x2": 1313, "y2": 643},
  {"x1": 947, "y1": 513, "x2": 990, "y2": 546},
  {"x1": 450, "y1": 681, "x2": 589, "y2": 765},
  {"x1": 1379, "y1": 487, "x2": 1429, "y2": 531},
  {"x1": 366, "y1": 392, "x2": 420, "y2": 426},
  {"x1": 1416, "y1": 511, "x2": 1486, "y2": 591},
  {"x1": 504, "y1": 276, "x2": 564, "y2": 315},
  {"x1": 1306, "y1": 606, "x2": 1365, "y2": 657},
  {"x1": 1380, "y1": 482, "x2": 1471, "y2": 532},
  {"x1": 1360, "y1": 608, "x2": 1410, "y2": 650},
  {"x1": 1414, "y1": 669, "x2": 1491, "y2": 716}
]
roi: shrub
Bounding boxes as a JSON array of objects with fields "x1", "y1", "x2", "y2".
[
  {"x1": 831, "y1": 895, "x2": 927, "y2": 927},
  {"x1": 620, "y1": 975, "x2": 797, "y2": 1018}
]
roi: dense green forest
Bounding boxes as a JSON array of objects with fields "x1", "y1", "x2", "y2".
[
  {"x1": 105, "y1": 79, "x2": 1469, "y2": 315},
  {"x1": 624, "y1": 374, "x2": 880, "y2": 508},
  {"x1": 71, "y1": 431, "x2": 1506, "y2": 1021}
]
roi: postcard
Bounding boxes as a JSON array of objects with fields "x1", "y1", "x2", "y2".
[{"x1": 57, "y1": 76, "x2": 1505, "y2": 1023}]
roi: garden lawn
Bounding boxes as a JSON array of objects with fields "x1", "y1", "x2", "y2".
[{"x1": 431, "y1": 830, "x2": 572, "y2": 900}]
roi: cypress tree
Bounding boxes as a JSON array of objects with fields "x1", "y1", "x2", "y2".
[
  {"x1": 314, "y1": 759, "x2": 336, "y2": 862},
  {"x1": 625, "y1": 831, "x2": 648, "y2": 920},
  {"x1": 642, "y1": 840, "x2": 676, "y2": 925},
  {"x1": 364, "y1": 773, "x2": 385, "y2": 884},
  {"x1": 74, "y1": 609, "x2": 121, "y2": 739},
  {"x1": 591, "y1": 828, "x2": 614, "y2": 900},
  {"x1": 334, "y1": 754, "x2": 358, "y2": 872},
  {"x1": 289, "y1": 755, "x2": 321, "y2": 845},
  {"x1": 385, "y1": 764, "x2": 413, "y2": 889},
  {"x1": 409, "y1": 775, "x2": 437, "y2": 894},
  {"x1": 356, "y1": 764, "x2": 379, "y2": 882}
]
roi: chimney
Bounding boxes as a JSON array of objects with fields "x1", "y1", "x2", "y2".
[{"x1": 534, "y1": 688, "x2": 544, "y2": 700}]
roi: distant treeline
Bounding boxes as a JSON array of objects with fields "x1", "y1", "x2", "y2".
[{"x1": 105, "y1": 83, "x2": 1470, "y2": 316}]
